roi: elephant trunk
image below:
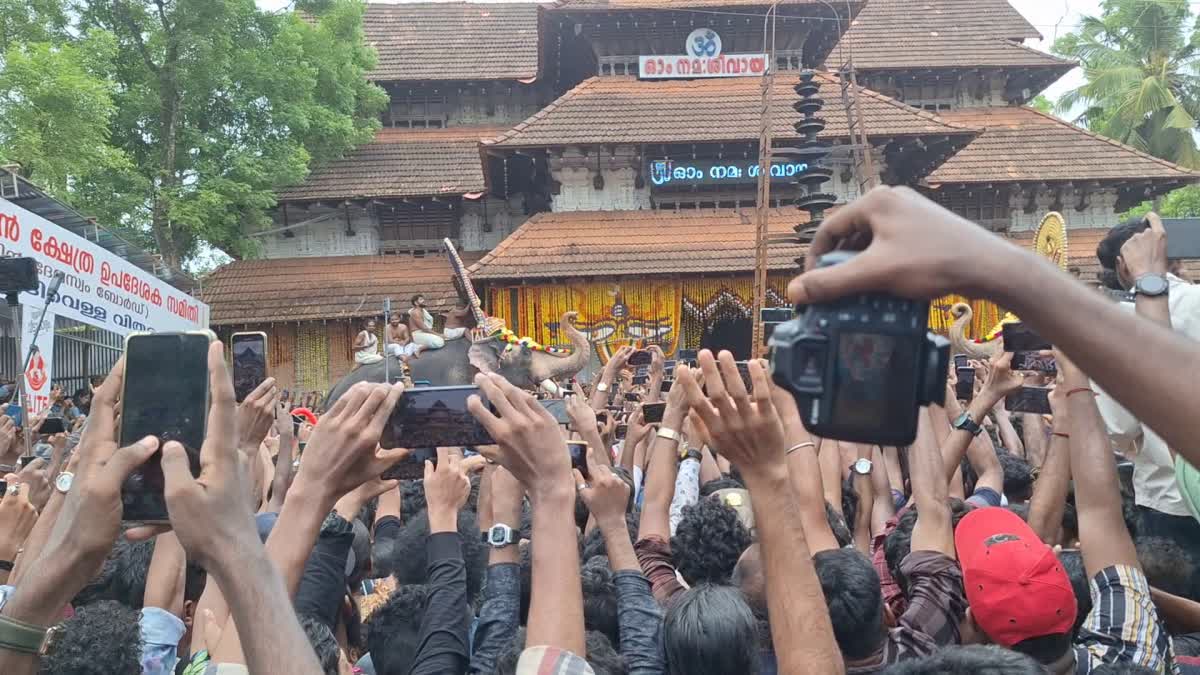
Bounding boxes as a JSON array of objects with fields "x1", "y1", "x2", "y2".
[
  {"x1": 530, "y1": 311, "x2": 592, "y2": 382},
  {"x1": 948, "y1": 302, "x2": 1003, "y2": 361}
]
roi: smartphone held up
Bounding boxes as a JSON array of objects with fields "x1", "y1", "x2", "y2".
[
  {"x1": 120, "y1": 331, "x2": 214, "y2": 523},
  {"x1": 231, "y1": 331, "x2": 268, "y2": 403}
]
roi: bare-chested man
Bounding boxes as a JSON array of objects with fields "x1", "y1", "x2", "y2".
[{"x1": 385, "y1": 312, "x2": 424, "y2": 362}]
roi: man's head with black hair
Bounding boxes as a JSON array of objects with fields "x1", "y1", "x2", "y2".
[
  {"x1": 671, "y1": 496, "x2": 753, "y2": 585},
  {"x1": 841, "y1": 475, "x2": 860, "y2": 530},
  {"x1": 1055, "y1": 549, "x2": 1091, "y2": 636},
  {"x1": 813, "y1": 547, "x2": 886, "y2": 661},
  {"x1": 367, "y1": 584, "x2": 428, "y2": 675},
  {"x1": 495, "y1": 628, "x2": 623, "y2": 675},
  {"x1": 884, "y1": 498, "x2": 973, "y2": 594},
  {"x1": 300, "y1": 614, "x2": 342, "y2": 675},
  {"x1": 580, "y1": 556, "x2": 620, "y2": 647},
  {"x1": 39, "y1": 600, "x2": 141, "y2": 675},
  {"x1": 663, "y1": 583, "x2": 760, "y2": 675},
  {"x1": 401, "y1": 481, "x2": 427, "y2": 525},
  {"x1": 997, "y1": 452, "x2": 1035, "y2": 503},
  {"x1": 110, "y1": 538, "x2": 154, "y2": 609},
  {"x1": 881, "y1": 644, "x2": 1045, "y2": 675},
  {"x1": 700, "y1": 476, "x2": 743, "y2": 498},
  {"x1": 1136, "y1": 536, "x2": 1195, "y2": 599},
  {"x1": 1097, "y1": 217, "x2": 1151, "y2": 290},
  {"x1": 581, "y1": 510, "x2": 639, "y2": 564},
  {"x1": 390, "y1": 509, "x2": 487, "y2": 601}
]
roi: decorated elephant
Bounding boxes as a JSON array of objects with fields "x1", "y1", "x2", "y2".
[
  {"x1": 948, "y1": 302, "x2": 1016, "y2": 361},
  {"x1": 324, "y1": 311, "x2": 591, "y2": 407}
]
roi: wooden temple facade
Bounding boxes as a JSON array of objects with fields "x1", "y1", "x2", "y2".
[{"x1": 200, "y1": 0, "x2": 1198, "y2": 393}]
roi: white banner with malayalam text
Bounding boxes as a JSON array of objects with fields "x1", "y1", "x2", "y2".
[
  {"x1": 20, "y1": 300, "x2": 54, "y2": 415},
  {"x1": 638, "y1": 53, "x2": 769, "y2": 79},
  {"x1": 0, "y1": 197, "x2": 208, "y2": 336}
]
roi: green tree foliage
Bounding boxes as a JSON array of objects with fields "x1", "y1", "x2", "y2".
[
  {"x1": 1029, "y1": 95, "x2": 1055, "y2": 115},
  {"x1": 0, "y1": 0, "x2": 386, "y2": 268},
  {"x1": 1053, "y1": 0, "x2": 1200, "y2": 169},
  {"x1": 1124, "y1": 185, "x2": 1200, "y2": 219}
]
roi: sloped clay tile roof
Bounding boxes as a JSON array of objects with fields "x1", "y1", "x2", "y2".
[
  {"x1": 831, "y1": 0, "x2": 1068, "y2": 70},
  {"x1": 363, "y1": 3, "x2": 541, "y2": 82},
  {"x1": 201, "y1": 253, "x2": 484, "y2": 325},
  {"x1": 470, "y1": 208, "x2": 808, "y2": 279},
  {"x1": 555, "y1": 0, "x2": 851, "y2": 9},
  {"x1": 488, "y1": 74, "x2": 976, "y2": 147},
  {"x1": 925, "y1": 107, "x2": 1198, "y2": 185},
  {"x1": 276, "y1": 127, "x2": 506, "y2": 202}
]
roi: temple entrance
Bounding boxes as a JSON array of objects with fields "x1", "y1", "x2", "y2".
[{"x1": 700, "y1": 317, "x2": 753, "y2": 361}]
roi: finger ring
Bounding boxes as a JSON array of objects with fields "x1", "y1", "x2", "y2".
[
  {"x1": 6, "y1": 483, "x2": 19, "y2": 496},
  {"x1": 576, "y1": 482, "x2": 590, "y2": 492}
]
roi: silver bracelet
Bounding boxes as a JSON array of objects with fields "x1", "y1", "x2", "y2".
[{"x1": 786, "y1": 442, "x2": 816, "y2": 456}]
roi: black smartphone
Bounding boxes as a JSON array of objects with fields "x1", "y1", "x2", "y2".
[
  {"x1": 595, "y1": 410, "x2": 609, "y2": 427},
  {"x1": 1162, "y1": 218, "x2": 1200, "y2": 259},
  {"x1": 0, "y1": 480, "x2": 7, "y2": 496},
  {"x1": 231, "y1": 331, "x2": 268, "y2": 403},
  {"x1": 678, "y1": 349, "x2": 698, "y2": 365},
  {"x1": 539, "y1": 399, "x2": 570, "y2": 425},
  {"x1": 661, "y1": 379, "x2": 674, "y2": 393},
  {"x1": 380, "y1": 386, "x2": 494, "y2": 450},
  {"x1": 1006, "y1": 387, "x2": 1052, "y2": 414},
  {"x1": 18, "y1": 455, "x2": 35, "y2": 468},
  {"x1": 642, "y1": 402, "x2": 666, "y2": 424},
  {"x1": 625, "y1": 392, "x2": 642, "y2": 403},
  {"x1": 953, "y1": 354, "x2": 969, "y2": 369},
  {"x1": 955, "y1": 366, "x2": 975, "y2": 401},
  {"x1": 632, "y1": 374, "x2": 649, "y2": 385},
  {"x1": 121, "y1": 332, "x2": 212, "y2": 523},
  {"x1": 615, "y1": 423, "x2": 628, "y2": 440},
  {"x1": 381, "y1": 447, "x2": 438, "y2": 481},
  {"x1": 1012, "y1": 352, "x2": 1057, "y2": 374},
  {"x1": 1002, "y1": 323, "x2": 1051, "y2": 352},
  {"x1": 627, "y1": 350, "x2": 653, "y2": 367},
  {"x1": 39, "y1": 416, "x2": 65, "y2": 435},
  {"x1": 567, "y1": 440, "x2": 589, "y2": 480}
]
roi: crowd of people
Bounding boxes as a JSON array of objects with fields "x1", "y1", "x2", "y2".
[{"x1": 0, "y1": 186, "x2": 1199, "y2": 674}]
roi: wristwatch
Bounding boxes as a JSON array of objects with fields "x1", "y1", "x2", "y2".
[
  {"x1": 680, "y1": 447, "x2": 703, "y2": 462},
  {"x1": 53, "y1": 472, "x2": 73, "y2": 494},
  {"x1": 1134, "y1": 273, "x2": 1170, "y2": 298},
  {"x1": 952, "y1": 412, "x2": 983, "y2": 437},
  {"x1": 0, "y1": 614, "x2": 62, "y2": 656},
  {"x1": 595, "y1": 382, "x2": 610, "y2": 393},
  {"x1": 484, "y1": 523, "x2": 517, "y2": 548},
  {"x1": 851, "y1": 458, "x2": 873, "y2": 476}
]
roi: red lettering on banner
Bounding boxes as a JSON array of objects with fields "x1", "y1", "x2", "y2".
[
  {"x1": 0, "y1": 213, "x2": 18, "y2": 243},
  {"x1": 639, "y1": 53, "x2": 770, "y2": 80},
  {"x1": 30, "y1": 228, "x2": 95, "y2": 275},
  {"x1": 100, "y1": 261, "x2": 164, "y2": 307}
]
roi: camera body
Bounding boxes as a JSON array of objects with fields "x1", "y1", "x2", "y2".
[{"x1": 769, "y1": 252, "x2": 949, "y2": 445}]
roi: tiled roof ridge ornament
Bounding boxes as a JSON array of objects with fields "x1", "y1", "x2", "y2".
[{"x1": 778, "y1": 70, "x2": 835, "y2": 268}]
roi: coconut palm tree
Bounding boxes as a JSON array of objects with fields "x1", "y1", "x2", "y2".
[{"x1": 1054, "y1": 0, "x2": 1200, "y2": 168}]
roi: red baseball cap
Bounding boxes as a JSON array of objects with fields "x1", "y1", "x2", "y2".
[
  {"x1": 290, "y1": 407, "x2": 318, "y2": 426},
  {"x1": 954, "y1": 506, "x2": 1076, "y2": 647}
]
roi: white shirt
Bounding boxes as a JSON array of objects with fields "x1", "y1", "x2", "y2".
[{"x1": 1095, "y1": 275, "x2": 1200, "y2": 516}]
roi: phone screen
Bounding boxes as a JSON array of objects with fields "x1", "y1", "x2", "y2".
[
  {"x1": 539, "y1": 399, "x2": 570, "y2": 425},
  {"x1": 831, "y1": 333, "x2": 917, "y2": 432},
  {"x1": 231, "y1": 333, "x2": 268, "y2": 403},
  {"x1": 615, "y1": 423, "x2": 628, "y2": 440},
  {"x1": 1011, "y1": 352, "x2": 1057, "y2": 374},
  {"x1": 381, "y1": 447, "x2": 438, "y2": 481},
  {"x1": 380, "y1": 386, "x2": 494, "y2": 450},
  {"x1": 1002, "y1": 323, "x2": 1051, "y2": 352},
  {"x1": 642, "y1": 402, "x2": 666, "y2": 424},
  {"x1": 39, "y1": 416, "x2": 65, "y2": 435},
  {"x1": 5, "y1": 404, "x2": 22, "y2": 428},
  {"x1": 955, "y1": 367, "x2": 975, "y2": 401},
  {"x1": 567, "y1": 441, "x2": 589, "y2": 480},
  {"x1": 121, "y1": 333, "x2": 210, "y2": 522},
  {"x1": 1005, "y1": 387, "x2": 1052, "y2": 414},
  {"x1": 953, "y1": 354, "x2": 969, "y2": 369},
  {"x1": 627, "y1": 350, "x2": 653, "y2": 367}
]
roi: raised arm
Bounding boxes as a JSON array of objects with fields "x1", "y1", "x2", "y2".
[
  {"x1": 1026, "y1": 386, "x2": 1072, "y2": 546},
  {"x1": 909, "y1": 409, "x2": 955, "y2": 559},
  {"x1": 684, "y1": 352, "x2": 843, "y2": 673},
  {"x1": 589, "y1": 346, "x2": 633, "y2": 411},
  {"x1": 939, "y1": 354, "x2": 1019, "y2": 497},
  {"x1": 1120, "y1": 214, "x2": 1172, "y2": 328},
  {"x1": 469, "y1": 465, "x2": 523, "y2": 675},
  {"x1": 849, "y1": 443, "x2": 874, "y2": 554},
  {"x1": 470, "y1": 373, "x2": 585, "y2": 656},
  {"x1": 637, "y1": 372, "x2": 690, "y2": 541},
  {"x1": 776, "y1": 389, "x2": 840, "y2": 553},
  {"x1": 869, "y1": 445, "x2": 896, "y2": 538}
]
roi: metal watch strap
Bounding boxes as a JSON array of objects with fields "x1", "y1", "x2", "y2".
[
  {"x1": 0, "y1": 614, "x2": 50, "y2": 655},
  {"x1": 656, "y1": 427, "x2": 682, "y2": 443}
]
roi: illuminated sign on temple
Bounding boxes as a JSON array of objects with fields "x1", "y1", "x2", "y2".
[{"x1": 648, "y1": 159, "x2": 810, "y2": 187}]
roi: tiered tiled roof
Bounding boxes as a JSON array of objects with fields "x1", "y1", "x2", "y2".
[
  {"x1": 831, "y1": 0, "x2": 1067, "y2": 70},
  {"x1": 925, "y1": 107, "x2": 1197, "y2": 187},
  {"x1": 276, "y1": 127, "x2": 506, "y2": 202},
  {"x1": 554, "y1": 0, "x2": 854, "y2": 9},
  {"x1": 488, "y1": 74, "x2": 977, "y2": 147},
  {"x1": 470, "y1": 208, "x2": 807, "y2": 279},
  {"x1": 202, "y1": 253, "x2": 484, "y2": 325},
  {"x1": 363, "y1": 3, "x2": 541, "y2": 82}
]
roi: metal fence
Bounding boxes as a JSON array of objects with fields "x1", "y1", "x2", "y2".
[{"x1": 52, "y1": 316, "x2": 122, "y2": 395}]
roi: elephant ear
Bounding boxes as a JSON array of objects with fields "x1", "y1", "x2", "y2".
[{"x1": 468, "y1": 339, "x2": 504, "y2": 375}]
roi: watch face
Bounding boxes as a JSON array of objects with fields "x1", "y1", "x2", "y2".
[
  {"x1": 1138, "y1": 275, "x2": 1169, "y2": 296},
  {"x1": 854, "y1": 458, "x2": 872, "y2": 474},
  {"x1": 54, "y1": 472, "x2": 73, "y2": 493},
  {"x1": 489, "y1": 526, "x2": 512, "y2": 546}
]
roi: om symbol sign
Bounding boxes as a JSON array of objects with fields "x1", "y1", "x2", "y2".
[{"x1": 687, "y1": 29, "x2": 722, "y2": 58}]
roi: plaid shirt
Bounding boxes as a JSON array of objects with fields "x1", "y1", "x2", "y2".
[
  {"x1": 871, "y1": 507, "x2": 911, "y2": 619},
  {"x1": 1073, "y1": 564, "x2": 1179, "y2": 674},
  {"x1": 847, "y1": 551, "x2": 967, "y2": 674}
]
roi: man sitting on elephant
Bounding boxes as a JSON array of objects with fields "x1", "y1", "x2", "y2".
[
  {"x1": 385, "y1": 312, "x2": 424, "y2": 363},
  {"x1": 354, "y1": 318, "x2": 384, "y2": 366},
  {"x1": 408, "y1": 294, "x2": 467, "y2": 350}
]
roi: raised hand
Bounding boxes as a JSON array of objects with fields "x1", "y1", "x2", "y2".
[
  {"x1": 160, "y1": 341, "x2": 259, "y2": 572},
  {"x1": 236, "y1": 377, "x2": 277, "y2": 452},
  {"x1": 0, "y1": 415, "x2": 15, "y2": 460},
  {"x1": 469, "y1": 373, "x2": 572, "y2": 502},
  {"x1": 13, "y1": 458, "x2": 50, "y2": 513},
  {"x1": 1120, "y1": 213, "x2": 1169, "y2": 280},
  {"x1": 681, "y1": 351, "x2": 787, "y2": 483},
  {"x1": 423, "y1": 447, "x2": 471, "y2": 532},
  {"x1": 565, "y1": 389, "x2": 598, "y2": 435},
  {"x1": 575, "y1": 447, "x2": 629, "y2": 528},
  {"x1": 981, "y1": 352, "x2": 1024, "y2": 402},
  {"x1": 0, "y1": 483, "x2": 38, "y2": 567},
  {"x1": 296, "y1": 381, "x2": 407, "y2": 503}
]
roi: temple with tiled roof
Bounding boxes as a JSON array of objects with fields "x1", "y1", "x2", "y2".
[{"x1": 201, "y1": 0, "x2": 1198, "y2": 392}]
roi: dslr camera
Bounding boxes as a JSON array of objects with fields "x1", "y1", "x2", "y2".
[{"x1": 769, "y1": 251, "x2": 949, "y2": 445}]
